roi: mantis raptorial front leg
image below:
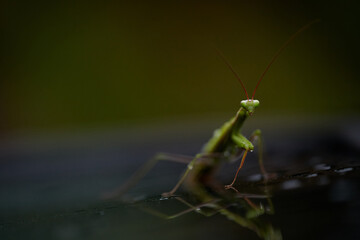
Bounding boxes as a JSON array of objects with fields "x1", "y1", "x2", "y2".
[
  {"x1": 226, "y1": 129, "x2": 276, "y2": 214},
  {"x1": 226, "y1": 129, "x2": 266, "y2": 189}
]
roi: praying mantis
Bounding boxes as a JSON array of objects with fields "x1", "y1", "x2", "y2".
[
  {"x1": 107, "y1": 19, "x2": 318, "y2": 199},
  {"x1": 105, "y1": 20, "x2": 318, "y2": 239}
]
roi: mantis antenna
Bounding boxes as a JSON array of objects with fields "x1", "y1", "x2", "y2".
[
  {"x1": 216, "y1": 48, "x2": 250, "y2": 100},
  {"x1": 251, "y1": 19, "x2": 320, "y2": 100}
]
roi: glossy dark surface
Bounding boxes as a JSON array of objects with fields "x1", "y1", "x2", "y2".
[{"x1": 1, "y1": 117, "x2": 359, "y2": 240}]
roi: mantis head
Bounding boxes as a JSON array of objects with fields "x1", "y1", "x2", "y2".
[{"x1": 241, "y1": 99, "x2": 259, "y2": 116}]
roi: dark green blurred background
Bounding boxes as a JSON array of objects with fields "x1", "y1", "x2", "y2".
[{"x1": 1, "y1": 0, "x2": 359, "y2": 133}]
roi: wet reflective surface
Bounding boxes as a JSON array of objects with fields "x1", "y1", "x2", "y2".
[{"x1": 1, "y1": 117, "x2": 359, "y2": 240}]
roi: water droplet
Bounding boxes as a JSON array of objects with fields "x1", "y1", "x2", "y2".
[
  {"x1": 305, "y1": 173, "x2": 318, "y2": 178},
  {"x1": 259, "y1": 203, "x2": 264, "y2": 210},
  {"x1": 334, "y1": 167, "x2": 353, "y2": 174},
  {"x1": 314, "y1": 163, "x2": 331, "y2": 171}
]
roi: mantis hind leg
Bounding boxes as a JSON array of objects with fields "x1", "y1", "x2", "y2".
[
  {"x1": 162, "y1": 152, "x2": 225, "y2": 198},
  {"x1": 103, "y1": 153, "x2": 193, "y2": 200},
  {"x1": 162, "y1": 154, "x2": 207, "y2": 198}
]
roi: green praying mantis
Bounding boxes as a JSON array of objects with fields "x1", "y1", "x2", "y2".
[
  {"x1": 107, "y1": 19, "x2": 318, "y2": 199},
  {"x1": 105, "y1": 20, "x2": 318, "y2": 239}
]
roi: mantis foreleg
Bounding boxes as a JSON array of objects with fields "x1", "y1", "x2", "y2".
[{"x1": 226, "y1": 129, "x2": 267, "y2": 189}]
